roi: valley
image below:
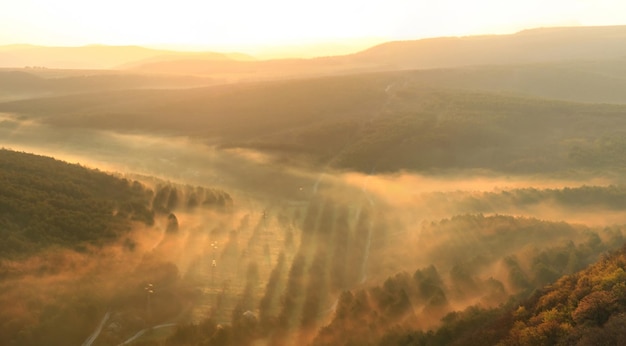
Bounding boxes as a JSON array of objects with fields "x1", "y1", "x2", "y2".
[{"x1": 2, "y1": 25, "x2": 626, "y2": 345}]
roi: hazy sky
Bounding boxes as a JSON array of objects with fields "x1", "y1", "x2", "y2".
[{"x1": 1, "y1": 0, "x2": 625, "y2": 54}]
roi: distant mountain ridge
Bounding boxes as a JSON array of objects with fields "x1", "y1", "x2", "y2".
[
  {"x1": 125, "y1": 25, "x2": 626, "y2": 77},
  {"x1": 3, "y1": 25, "x2": 626, "y2": 74},
  {"x1": 0, "y1": 44, "x2": 254, "y2": 69},
  {"x1": 350, "y1": 25, "x2": 626, "y2": 70}
]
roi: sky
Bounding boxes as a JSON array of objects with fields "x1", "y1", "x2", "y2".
[{"x1": 1, "y1": 0, "x2": 626, "y2": 56}]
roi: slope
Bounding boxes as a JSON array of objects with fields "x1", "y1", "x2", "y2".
[
  {"x1": 2, "y1": 72, "x2": 626, "y2": 175},
  {"x1": 375, "y1": 243, "x2": 626, "y2": 346},
  {"x1": 0, "y1": 149, "x2": 233, "y2": 345},
  {"x1": 0, "y1": 149, "x2": 154, "y2": 258},
  {"x1": 0, "y1": 149, "x2": 232, "y2": 259},
  {"x1": 125, "y1": 25, "x2": 626, "y2": 78},
  {"x1": 350, "y1": 25, "x2": 626, "y2": 70}
]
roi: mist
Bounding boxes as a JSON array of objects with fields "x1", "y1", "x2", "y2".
[{"x1": 2, "y1": 112, "x2": 626, "y2": 344}]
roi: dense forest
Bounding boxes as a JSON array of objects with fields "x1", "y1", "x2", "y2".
[
  {"x1": 0, "y1": 149, "x2": 232, "y2": 345},
  {"x1": 0, "y1": 149, "x2": 233, "y2": 258},
  {"x1": 0, "y1": 148, "x2": 154, "y2": 257},
  {"x1": 375, "y1": 243, "x2": 626, "y2": 345}
]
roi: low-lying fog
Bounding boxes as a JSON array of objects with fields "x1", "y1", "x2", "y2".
[
  {"x1": 1, "y1": 112, "x2": 621, "y2": 223},
  {"x1": 3, "y1": 113, "x2": 626, "y2": 345}
]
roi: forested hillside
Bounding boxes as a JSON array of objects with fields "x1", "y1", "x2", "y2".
[
  {"x1": 375, "y1": 244, "x2": 626, "y2": 345},
  {"x1": 0, "y1": 149, "x2": 155, "y2": 257},
  {"x1": 120, "y1": 211, "x2": 625, "y2": 346},
  {"x1": 3, "y1": 72, "x2": 626, "y2": 175},
  {"x1": 0, "y1": 149, "x2": 234, "y2": 345},
  {"x1": 0, "y1": 149, "x2": 234, "y2": 258}
]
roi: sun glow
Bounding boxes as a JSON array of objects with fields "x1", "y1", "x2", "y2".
[{"x1": 1, "y1": 0, "x2": 626, "y2": 56}]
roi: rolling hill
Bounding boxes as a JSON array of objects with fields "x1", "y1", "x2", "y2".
[
  {"x1": 0, "y1": 44, "x2": 253, "y2": 69},
  {"x1": 0, "y1": 149, "x2": 233, "y2": 345},
  {"x1": 348, "y1": 25, "x2": 626, "y2": 70},
  {"x1": 124, "y1": 25, "x2": 626, "y2": 78},
  {"x1": 373, "y1": 243, "x2": 626, "y2": 346},
  {"x1": 2, "y1": 71, "x2": 626, "y2": 175},
  {"x1": 0, "y1": 70, "x2": 217, "y2": 101},
  {"x1": 0, "y1": 148, "x2": 155, "y2": 258}
]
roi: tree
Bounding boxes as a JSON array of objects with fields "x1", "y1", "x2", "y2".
[{"x1": 573, "y1": 291, "x2": 617, "y2": 326}]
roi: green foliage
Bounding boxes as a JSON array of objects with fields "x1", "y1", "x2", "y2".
[
  {"x1": 0, "y1": 149, "x2": 154, "y2": 258},
  {"x1": 0, "y1": 149, "x2": 232, "y2": 260}
]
